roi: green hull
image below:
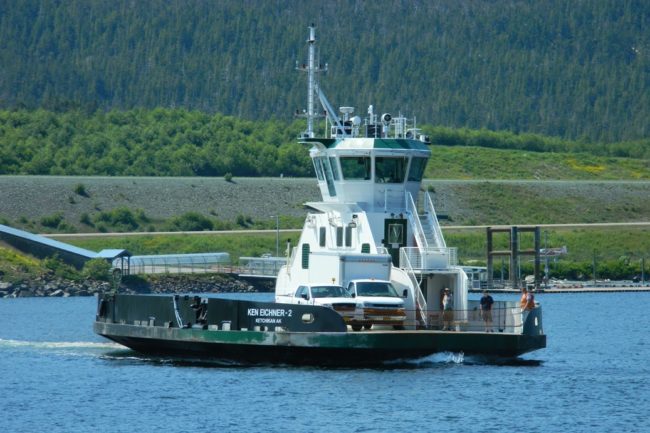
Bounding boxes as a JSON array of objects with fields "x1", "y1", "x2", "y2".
[{"x1": 94, "y1": 294, "x2": 545, "y2": 366}]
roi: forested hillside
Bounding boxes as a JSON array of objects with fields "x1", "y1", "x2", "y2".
[
  {"x1": 1, "y1": 0, "x2": 648, "y2": 142},
  {"x1": 1, "y1": 109, "x2": 648, "y2": 177},
  {"x1": 0, "y1": 109, "x2": 311, "y2": 176}
]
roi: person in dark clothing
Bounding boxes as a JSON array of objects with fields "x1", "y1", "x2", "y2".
[{"x1": 479, "y1": 290, "x2": 494, "y2": 332}]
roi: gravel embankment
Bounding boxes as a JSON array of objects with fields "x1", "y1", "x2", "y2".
[
  {"x1": 1, "y1": 176, "x2": 649, "y2": 229},
  {"x1": 0, "y1": 176, "x2": 320, "y2": 228}
]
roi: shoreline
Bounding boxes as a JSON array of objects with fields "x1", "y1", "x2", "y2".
[
  {"x1": 0, "y1": 273, "x2": 274, "y2": 299},
  {"x1": 472, "y1": 285, "x2": 650, "y2": 294}
]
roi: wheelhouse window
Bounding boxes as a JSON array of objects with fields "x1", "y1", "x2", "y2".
[
  {"x1": 375, "y1": 157, "x2": 407, "y2": 183},
  {"x1": 314, "y1": 157, "x2": 336, "y2": 196},
  {"x1": 313, "y1": 158, "x2": 325, "y2": 181},
  {"x1": 407, "y1": 157, "x2": 428, "y2": 182},
  {"x1": 322, "y1": 157, "x2": 337, "y2": 197},
  {"x1": 340, "y1": 156, "x2": 371, "y2": 180},
  {"x1": 329, "y1": 157, "x2": 341, "y2": 180}
]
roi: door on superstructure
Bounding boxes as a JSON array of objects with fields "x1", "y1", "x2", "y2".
[{"x1": 384, "y1": 218, "x2": 407, "y2": 266}]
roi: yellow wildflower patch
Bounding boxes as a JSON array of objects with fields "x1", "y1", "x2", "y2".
[{"x1": 567, "y1": 158, "x2": 606, "y2": 174}]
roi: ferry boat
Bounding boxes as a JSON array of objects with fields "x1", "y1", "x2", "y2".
[{"x1": 94, "y1": 26, "x2": 546, "y2": 366}]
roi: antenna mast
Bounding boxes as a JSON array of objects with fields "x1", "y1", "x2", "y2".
[{"x1": 296, "y1": 24, "x2": 326, "y2": 138}]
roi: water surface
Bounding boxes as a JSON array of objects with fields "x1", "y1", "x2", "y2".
[{"x1": 1, "y1": 292, "x2": 648, "y2": 432}]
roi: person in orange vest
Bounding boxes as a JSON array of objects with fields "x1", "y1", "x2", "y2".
[
  {"x1": 520, "y1": 287, "x2": 535, "y2": 311},
  {"x1": 520, "y1": 288, "x2": 528, "y2": 310}
]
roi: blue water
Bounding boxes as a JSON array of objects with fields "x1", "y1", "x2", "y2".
[{"x1": 1, "y1": 292, "x2": 649, "y2": 433}]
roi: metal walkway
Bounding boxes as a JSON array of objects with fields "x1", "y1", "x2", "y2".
[{"x1": 0, "y1": 223, "x2": 130, "y2": 269}]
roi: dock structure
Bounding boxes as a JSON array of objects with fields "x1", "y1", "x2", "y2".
[{"x1": 486, "y1": 225, "x2": 541, "y2": 291}]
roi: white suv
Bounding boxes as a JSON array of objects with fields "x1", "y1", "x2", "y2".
[{"x1": 346, "y1": 279, "x2": 407, "y2": 331}]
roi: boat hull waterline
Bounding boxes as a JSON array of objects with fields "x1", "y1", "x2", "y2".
[
  {"x1": 94, "y1": 294, "x2": 545, "y2": 366},
  {"x1": 95, "y1": 323, "x2": 545, "y2": 366}
]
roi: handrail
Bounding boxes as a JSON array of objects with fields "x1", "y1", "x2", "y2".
[
  {"x1": 405, "y1": 191, "x2": 428, "y2": 249},
  {"x1": 400, "y1": 249, "x2": 428, "y2": 327},
  {"x1": 400, "y1": 246, "x2": 458, "y2": 270},
  {"x1": 391, "y1": 305, "x2": 531, "y2": 333},
  {"x1": 424, "y1": 192, "x2": 446, "y2": 248}
]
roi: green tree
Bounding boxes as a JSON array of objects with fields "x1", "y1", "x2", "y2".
[{"x1": 82, "y1": 258, "x2": 111, "y2": 281}]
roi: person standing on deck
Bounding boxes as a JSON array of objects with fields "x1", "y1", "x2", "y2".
[
  {"x1": 520, "y1": 288, "x2": 535, "y2": 311},
  {"x1": 480, "y1": 290, "x2": 494, "y2": 332},
  {"x1": 519, "y1": 287, "x2": 535, "y2": 330},
  {"x1": 442, "y1": 288, "x2": 454, "y2": 331}
]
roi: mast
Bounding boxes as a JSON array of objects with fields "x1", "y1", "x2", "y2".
[{"x1": 296, "y1": 24, "x2": 326, "y2": 138}]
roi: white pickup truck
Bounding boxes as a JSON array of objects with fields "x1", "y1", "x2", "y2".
[
  {"x1": 290, "y1": 284, "x2": 356, "y2": 322},
  {"x1": 346, "y1": 279, "x2": 407, "y2": 331}
]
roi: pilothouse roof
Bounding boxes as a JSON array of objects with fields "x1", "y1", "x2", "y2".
[{"x1": 303, "y1": 137, "x2": 431, "y2": 152}]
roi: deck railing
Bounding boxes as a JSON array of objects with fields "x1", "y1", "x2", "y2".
[
  {"x1": 123, "y1": 253, "x2": 231, "y2": 275},
  {"x1": 400, "y1": 246, "x2": 458, "y2": 270},
  {"x1": 389, "y1": 302, "x2": 540, "y2": 334},
  {"x1": 423, "y1": 304, "x2": 523, "y2": 333}
]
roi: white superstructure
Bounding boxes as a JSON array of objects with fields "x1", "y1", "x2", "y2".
[{"x1": 276, "y1": 26, "x2": 468, "y2": 330}]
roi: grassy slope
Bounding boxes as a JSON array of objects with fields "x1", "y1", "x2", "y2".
[
  {"x1": 37, "y1": 226, "x2": 647, "y2": 282},
  {"x1": 0, "y1": 243, "x2": 47, "y2": 282},
  {"x1": 445, "y1": 226, "x2": 650, "y2": 263},
  {"x1": 53, "y1": 226, "x2": 650, "y2": 273},
  {"x1": 58, "y1": 232, "x2": 302, "y2": 262},
  {"x1": 0, "y1": 144, "x2": 648, "y2": 233},
  {"x1": 428, "y1": 181, "x2": 650, "y2": 226},
  {"x1": 426, "y1": 146, "x2": 649, "y2": 180},
  {"x1": 1, "y1": 144, "x2": 648, "y2": 280}
]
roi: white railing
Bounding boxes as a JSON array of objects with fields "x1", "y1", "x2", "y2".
[
  {"x1": 400, "y1": 246, "x2": 457, "y2": 270},
  {"x1": 405, "y1": 192, "x2": 428, "y2": 248},
  {"x1": 400, "y1": 249, "x2": 428, "y2": 327},
  {"x1": 426, "y1": 302, "x2": 526, "y2": 333},
  {"x1": 124, "y1": 253, "x2": 231, "y2": 275},
  {"x1": 424, "y1": 192, "x2": 446, "y2": 248},
  {"x1": 239, "y1": 257, "x2": 287, "y2": 277}
]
